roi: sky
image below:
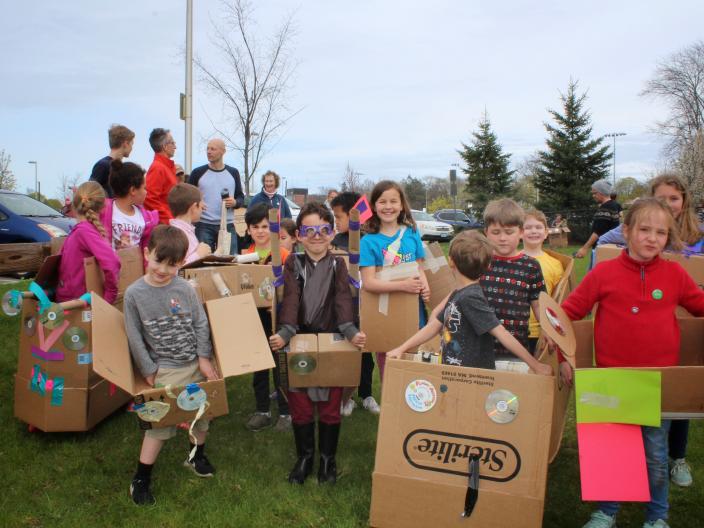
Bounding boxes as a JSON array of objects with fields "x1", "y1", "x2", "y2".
[{"x1": 1, "y1": 1, "x2": 703, "y2": 199}]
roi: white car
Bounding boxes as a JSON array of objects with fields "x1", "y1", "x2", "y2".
[
  {"x1": 285, "y1": 197, "x2": 300, "y2": 222},
  {"x1": 411, "y1": 210, "x2": 454, "y2": 241}
]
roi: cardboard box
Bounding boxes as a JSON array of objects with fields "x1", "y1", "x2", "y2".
[
  {"x1": 14, "y1": 374, "x2": 131, "y2": 432},
  {"x1": 182, "y1": 264, "x2": 275, "y2": 308},
  {"x1": 540, "y1": 293, "x2": 704, "y2": 417},
  {"x1": 91, "y1": 292, "x2": 274, "y2": 428},
  {"x1": 84, "y1": 245, "x2": 145, "y2": 310},
  {"x1": 369, "y1": 358, "x2": 554, "y2": 527},
  {"x1": 287, "y1": 333, "x2": 362, "y2": 388},
  {"x1": 422, "y1": 242, "x2": 457, "y2": 311},
  {"x1": 547, "y1": 226, "x2": 570, "y2": 248}
]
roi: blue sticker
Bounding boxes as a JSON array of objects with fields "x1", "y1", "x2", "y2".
[
  {"x1": 77, "y1": 353, "x2": 93, "y2": 365},
  {"x1": 186, "y1": 383, "x2": 200, "y2": 394},
  {"x1": 50, "y1": 378, "x2": 64, "y2": 406}
]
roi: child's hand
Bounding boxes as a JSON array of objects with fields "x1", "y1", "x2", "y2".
[
  {"x1": 420, "y1": 284, "x2": 431, "y2": 303},
  {"x1": 386, "y1": 347, "x2": 404, "y2": 359},
  {"x1": 559, "y1": 361, "x2": 574, "y2": 387},
  {"x1": 401, "y1": 276, "x2": 423, "y2": 294},
  {"x1": 351, "y1": 332, "x2": 366, "y2": 348},
  {"x1": 533, "y1": 362, "x2": 553, "y2": 377},
  {"x1": 197, "y1": 242, "x2": 212, "y2": 258},
  {"x1": 269, "y1": 334, "x2": 285, "y2": 350},
  {"x1": 145, "y1": 373, "x2": 156, "y2": 387},
  {"x1": 198, "y1": 357, "x2": 218, "y2": 381}
]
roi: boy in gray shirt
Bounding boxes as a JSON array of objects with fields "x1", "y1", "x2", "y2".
[
  {"x1": 125, "y1": 225, "x2": 218, "y2": 505},
  {"x1": 387, "y1": 230, "x2": 552, "y2": 376}
]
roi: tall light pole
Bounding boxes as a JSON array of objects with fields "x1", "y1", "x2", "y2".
[
  {"x1": 180, "y1": 0, "x2": 194, "y2": 173},
  {"x1": 28, "y1": 161, "x2": 38, "y2": 196},
  {"x1": 604, "y1": 132, "x2": 626, "y2": 187}
]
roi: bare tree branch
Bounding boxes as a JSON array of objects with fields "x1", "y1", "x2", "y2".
[{"x1": 0, "y1": 149, "x2": 17, "y2": 191}]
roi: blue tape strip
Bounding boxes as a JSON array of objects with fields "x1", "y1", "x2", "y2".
[
  {"x1": 269, "y1": 223, "x2": 280, "y2": 234},
  {"x1": 77, "y1": 353, "x2": 93, "y2": 365},
  {"x1": 348, "y1": 253, "x2": 360, "y2": 264},
  {"x1": 272, "y1": 265, "x2": 283, "y2": 278},
  {"x1": 79, "y1": 293, "x2": 92, "y2": 305},
  {"x1": 51, "y1": 378, "x2": 64, "y2": 406},
  {"x1": 348, "y1": 276, "x2": 361, "y2": 289},
  {"x1": 30, "y1": 365, "x2": 46, "y2": 396},
  {"x1": 9, "y1": 289, "x2": 21, "y2": 308},
  {"x1": 29, "y1": 282, "x2": 51, "y2": 313},
  {"x1": 349, "y1": 220, "x2": 361, "y2": 230},
  {"x1": 132, "y1": 403, "x2": 145, "y2": 411},
  {"x1": 186, "y1": 383, "x2": 200, "y2": 394},
  {"x1": 273, "y1": 276, "x2": 284, "y2": 288}
]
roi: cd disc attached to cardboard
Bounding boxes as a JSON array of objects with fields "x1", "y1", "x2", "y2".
[
  {"x1": 40, "y1": 304, "x2": 64, "y2": 329},
  {"x1": 289, "y1": 354, "x2": 317, "y2": 375},
  {"x1": 485, "y1": 389, "x2": 519, "y2": 424},
  {"x1": 2, "y1": 290, "x2": 22, "y2": 316},
  {"x1": 63, "y1": 326, "x2": 88, "y2": 351}
]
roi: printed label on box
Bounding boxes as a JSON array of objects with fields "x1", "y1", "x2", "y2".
[{"x1": 405, "y1": 379, "x2": 437, "y2": 413}]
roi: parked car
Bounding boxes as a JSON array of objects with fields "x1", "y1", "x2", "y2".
[
  {"x1": 433, "y1": 209, "x2": 483, "y2": 232},
  {"x1": 410, "y1": 209, "x2": 454, "y2": 241},
  {"x1": 0, "y1": 190, "x2": 75, "y2": 243}
]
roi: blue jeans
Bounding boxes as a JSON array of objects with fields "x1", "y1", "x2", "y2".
[
  {"x1": 194, "y1": 222, "x2": 238, "y2": 255},
  {"x1": 599, "y1": 420, "x2": 671, "y2": 522}
]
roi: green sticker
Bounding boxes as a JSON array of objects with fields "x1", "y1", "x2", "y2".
[{"x1": 652, "y1": 289, "x2": 663, "y2": 300}]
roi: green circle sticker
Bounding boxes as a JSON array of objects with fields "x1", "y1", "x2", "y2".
[{"x1": 652, "y1": 289, "x2": 663, "y2": 300}]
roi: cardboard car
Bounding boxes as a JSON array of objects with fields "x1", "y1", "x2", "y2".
[{"x1": 285, "y1": 333, "x2": 362, "y2": 388}]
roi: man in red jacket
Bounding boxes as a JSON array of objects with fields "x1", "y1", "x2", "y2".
[{"x1": 144, "y1": 128, "x2": 177, "y2": 224}]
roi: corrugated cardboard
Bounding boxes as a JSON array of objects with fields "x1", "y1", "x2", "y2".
[
  {"x1": 422, "y1": 242, "x2": 457, "y2": 311},
  {"x1": 544, "y1": 249, "x2": 575, "y2": 303},
  {"x1": 361, "y1": 290, "x2": 420, "y2": 352},
  {"x1": 547, "y1": 226, "x2": 570, "y2": 248},
  {"x1": 14, "y1": 374, "x2": 130, "y2": 432},
  {"x1": 84, "y1": 245, "x2": 144, "y2": 310},
  {"x1": 91, "y1": 292, "x2": 274, "y2": 428},
  {"x1": 287, "y1": 333, "x2": 362, "y2": 388},
  {"x1": 369, "y1": 358, "x2": 554, "y2": 527},
  {"x1": 182, "y1": 264, "x2": 275, "y2": 308}
]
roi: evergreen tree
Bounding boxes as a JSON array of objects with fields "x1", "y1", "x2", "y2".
[
  {"x1": 458, "y1": 112, "x2": 514, "y2": 213},
  {"x1": 535, "y1": 80, "x2": 612, "y2": 212}
]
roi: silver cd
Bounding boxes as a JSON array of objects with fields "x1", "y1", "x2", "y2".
[
  {"x1": 485, "y1": 389, "x2": 519, "y2": 424},
  {"x1": 1, "y1": 290, "x2": 22, "y2": 316}
]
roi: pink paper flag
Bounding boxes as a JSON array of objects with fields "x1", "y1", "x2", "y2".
[
  {"x1": 353, "y1": 195, "x2": 373, "y2": 223},
  {"x1": 577, "y1": 423, "x2": 650, "y2": 502}
]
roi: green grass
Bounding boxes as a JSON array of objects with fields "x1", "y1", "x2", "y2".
[{"x1": 0, "y1": 247, "x2": 702, "y2": 527}]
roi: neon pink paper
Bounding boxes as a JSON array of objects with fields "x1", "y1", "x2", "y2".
[{"x1": 577, "y1": 423, "x2": 650, "y2": 502}]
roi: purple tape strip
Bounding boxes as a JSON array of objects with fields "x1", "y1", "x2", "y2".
[
  {"x1": 348, "y1": 253, "x2": 360, "y2": 264},
  {"x1": 270, "y1": 223, "x2": 280, "y2": 234},
  {"x1": 272, "y1": 265, "x2": 283, "y2": 277},
  {"x1": 348, "y1": 276, "x2": 361, "y2": 289},
  {"x1": 349, "y1": 220, "x2": 361, "y2": 231},
  {"x1": 31, "y1": 345, "x2": 65, "y2": 362},
  {"x1": 273, "y1": 276, "x2": 285, "y2": 288}
]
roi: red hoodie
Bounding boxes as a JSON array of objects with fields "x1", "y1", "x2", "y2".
[{"x1": 562, "y1": 249, "x2": 704, "y2": 368}]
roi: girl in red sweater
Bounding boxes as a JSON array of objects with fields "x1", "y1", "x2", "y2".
[{"x1": 560, "y1": 198, "x2": 704, "y2": 528}]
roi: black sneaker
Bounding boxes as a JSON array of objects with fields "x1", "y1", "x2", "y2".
[
  {"x1": 130, "y1": 478, "x2": 155, "y2": 505},
  {"x1": 184, "y1": 455, "x2": 216, "y2": 477}
]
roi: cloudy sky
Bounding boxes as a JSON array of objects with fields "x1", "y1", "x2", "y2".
[{"x1": 1, "y1": 1, "x2": 702, "y2": 198}]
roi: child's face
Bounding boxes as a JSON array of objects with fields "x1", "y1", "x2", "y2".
[
  {"x1": 279, "y1": 230, "x2": 294, "y2": 251},
  {"x1": 374, "y1": 189, "x2": 402, "y2": 225},
  {"x1": 653, "y1": 183, "x2": 684, "y2": 220},
  {"x1": 248, "y1": 219, "x2": 271, "y2": 248},
  {"x1": 131, "y1": 183, "x2": 147, "y2": 207},
  {"x1": 522, "y1": 216, "x2": 547, "y2": 249},
  {"x1": 188, "y1": 199, "x2": 205, "y2": 223},
  {"x1": 332, "y1": 206, "x2": 349, "y2": 234},
  {"x1": 297, "y1": 213, "x2": 333, "y2": 260},
  {"x1": 485, "y1": 222, "x2": 523, "y2": 257},
  {"x1": 143, "y1": 248, "x2": 182, "y2": 287},
  {"x1": 623, "y1": 210, "x2": 669, "y2": 262}
]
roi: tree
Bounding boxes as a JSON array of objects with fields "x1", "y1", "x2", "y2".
[
  {"x1": 534, "y1": 80, "x2": 612, "y2": 212},
  {"x1": 511, "y1": 154, "x2": 541, "y2": 208},
  {"x1": 424, "y1": 176, "x2": 450, "y2": 206},
  {"x1": 401, "y1": 175, "x2": 426, "y2": 210},
  {"x1": 56, "y1": 172, "x2": 83, "y2": 202},
  {"x1": 427, "y1": 196, "x2": 452, "y2": 213},
  {"x1": 195, "y1": 0, "x2": 299, "y2": 195},
  {"x1": 458, "y1": 112, "x2": 514, "y2": 213},
  {"x1": 340, "y1": 163, "x2": 362, "y2": 192},
  {"x1": 614, "y1": 177, "x2": 649, "y2": 204},
  {"x1": 0, "y1": 149, "x2": 17, "y2": 191}
]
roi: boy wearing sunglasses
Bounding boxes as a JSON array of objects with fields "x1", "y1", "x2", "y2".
[
  {"x1": 242, "y1": 203, "x2": 292, "y2": 432},
  {"x1": 269, "y1": 202, "x2": 366, "y2": 485}
]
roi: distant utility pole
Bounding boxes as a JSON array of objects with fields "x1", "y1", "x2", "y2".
[
  {"x1": 604, "y1": 132, "x2": 626, "y2": 186},
  {"x1": 28, "y1": 160, "x2": 38, "y2": 196},
  {"x1": 181, "y1": 0, "x2": 194, "y2": 173}
]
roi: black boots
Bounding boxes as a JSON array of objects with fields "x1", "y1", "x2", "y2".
[
  {"x1": 317, "y1": 421, "x2": 340, "y2": 484},
  {"x1": 288, "y1": 422, "x2": 315, "y2": 484}
]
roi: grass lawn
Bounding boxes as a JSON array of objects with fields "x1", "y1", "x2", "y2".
[{"x1": 0, "y1": 245, "x2": 702, "y2": 527}]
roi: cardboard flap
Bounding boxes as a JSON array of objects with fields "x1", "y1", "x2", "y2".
[
  {"x1": 205, "y1": 294, "x2": 274, "y2": 377},
  {"x1": 288, "y1": 334, "x2": 318, "y2": 353},
  {"x1": 180, "y1": 254, "x2": 235, "y2": 270},
  {"x1": 318, "y1": 333, "x2": 358, "y2": 352},
  {"x1": 34, "y1": 254, "x2": 61, "y2": 290},
  {"x1": 91, "y1": 293, "x2": 141, "y2": 395},
  {"x1": 538, "y1": 292, "x2": 576, "y2": 368},
  {"x1": 85, "y1": 245, "x2": 144, "y2": 299}
]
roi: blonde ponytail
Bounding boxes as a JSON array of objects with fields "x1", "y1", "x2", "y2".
[{"x1": 73, "y1": 182, "x2": 107, "y2": 238}]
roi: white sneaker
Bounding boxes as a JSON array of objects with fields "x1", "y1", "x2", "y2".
[
  {"x1": 670, "y1": 458, "x2": 693, "y2": 487},
  {"x1": 362, "y1": 396, "x2": 381, "y2": 415},
  {"x1": 341, "y1": 398, "x2": 357, "y2": 417}
]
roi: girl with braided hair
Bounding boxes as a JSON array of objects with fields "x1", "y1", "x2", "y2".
[{"x1": 56, "y1": 181, "x2": 121, "y2": 304}]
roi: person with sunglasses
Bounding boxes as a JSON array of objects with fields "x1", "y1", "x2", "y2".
[{"x1": 270, "y1": 202, "x2": 366, "y2": 485}]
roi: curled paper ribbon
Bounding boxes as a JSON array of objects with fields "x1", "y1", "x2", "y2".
[
  {"x1": 29, "y1": 282, "x2": 51, "y2": 313},
  {"x1": 187, "y1": 401, "x2": 211, "y2": 461}
]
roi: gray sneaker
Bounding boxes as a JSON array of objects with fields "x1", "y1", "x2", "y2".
[
  {"x1": 643, "y1": 520, "x2": 670, "y2": 528},
  {"x1": 670, "y1": 458, "x2": 693, "y2": 487},
  {"x1": 583, "y1": 511, "x2": 616, "y2": 528},
  {"x1": 246, "y1": 412, "x2": 272, "y2": 431},
  {"x1": 274, "y1": 414, "x2": 292, "y2": 432},
  {"x1": 362, "y1": 396, "x2": 381, "y2": 415}
]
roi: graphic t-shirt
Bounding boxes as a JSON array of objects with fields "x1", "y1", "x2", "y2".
[
  {"x1": 437, "y1": 284, "x2": 500, "y2": 369},
  {"x1": 359, "y1": 227, "x2": 424, "y2": 267},
  {"x1": 111, "y1": 204, "x2": 145, "y2": 250}
]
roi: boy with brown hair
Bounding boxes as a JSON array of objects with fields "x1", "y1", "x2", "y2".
[
  {"x1": 124, "y1": 225, "x2": 218, "y2": 505},
  {"x1": 481, "y1": 198, "x2": 546, "y2": 361},
  {"x1": 90, "y1": 124, "x2": 135, "y2": 198},
  {"x1": 168, "y1": 183, "x2": 212, "y2": 265},
  {"x1": 387, "y1": 230, "x2": 551, "y2": 375}
]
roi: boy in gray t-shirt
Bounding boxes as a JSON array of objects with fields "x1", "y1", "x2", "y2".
[
  {"x1": 387, "y1": 231, "x2": 552, "y2": 376},
  {"x1": 125, "y1": 225, "x2": 218, "y2": 506}
]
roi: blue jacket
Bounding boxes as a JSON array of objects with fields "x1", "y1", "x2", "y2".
[{"x1": 248, "y1": 191, "x2": 292, "y2": 219}]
